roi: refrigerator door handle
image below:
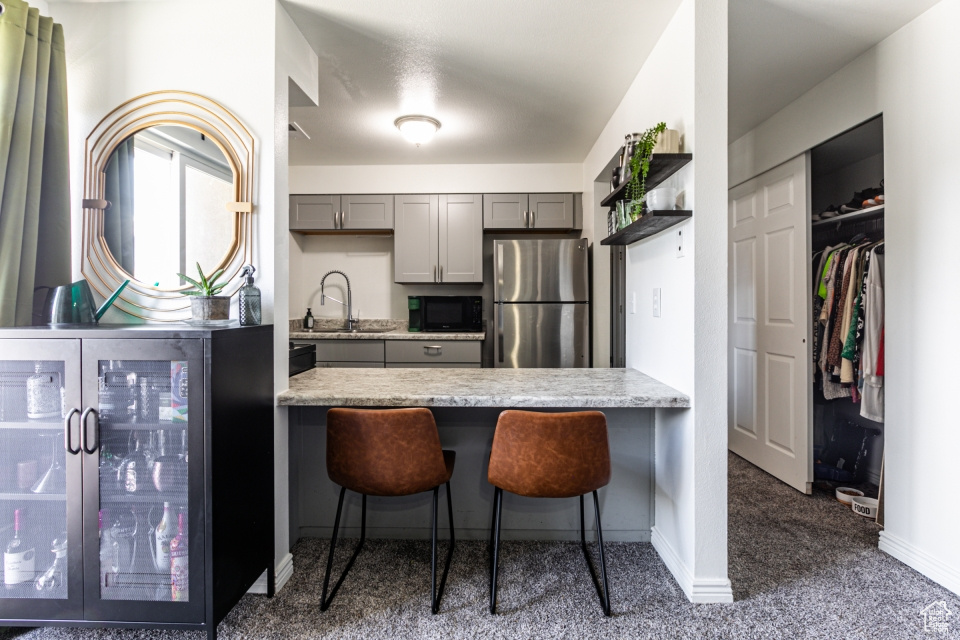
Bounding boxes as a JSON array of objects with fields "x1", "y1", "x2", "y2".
[
  {"x1": 496, "y1": 243, "x2": 504, "y2": 300},
  {"x1": 498, "y1": 303, "x2": 504, "y2": 363}
]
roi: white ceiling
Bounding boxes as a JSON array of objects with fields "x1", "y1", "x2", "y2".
[
  {"x1": 282, "y1": 0, "x2": 682, "y2": 166},
  {"x1": 728, "y1": 0, "x2": 941, "y2": 141}
]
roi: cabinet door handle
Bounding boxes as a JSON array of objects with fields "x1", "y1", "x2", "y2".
[
  {"x1": 523, "y1": 210, "x2": 529, "y2": 228},
  {"x1": 64, "y1": 408, "x2": 80, "y2": 455},
  {"x1": 80, "y1": 407, "x2": 99, "y2": 455},
  {"x1": 424, "y1": 345, "x2": 443, "y2": 355},
  {"x1": 433, "y1": 265, "x2": 437, "y2": 283},
  {"x1": 531, "y1": 210, "x2": 536, "y2": 228},
  {"x1": 439, "y1": 265, "x2": 443, "y2": 282}
]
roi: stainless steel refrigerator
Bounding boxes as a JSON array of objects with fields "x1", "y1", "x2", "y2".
[{"x1": 494, "y1": 239, "x2": 590, "y2": 368}]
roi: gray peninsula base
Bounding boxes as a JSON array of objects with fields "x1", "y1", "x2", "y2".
[{"x1": 288, "y1": 406, "x2": 654, "y2": 544}]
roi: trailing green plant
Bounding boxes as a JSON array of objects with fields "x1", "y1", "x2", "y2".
[
  {"x1": 177, "y1": 262, "x2": 227, "y2": 297},
  {"x1": 626, "y1": 122, "x2": 667, "y2": 217}
]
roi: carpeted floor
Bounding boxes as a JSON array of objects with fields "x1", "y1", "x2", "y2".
[{"x1": 2, "y1": 453, "x2": 958, "y2": 639}]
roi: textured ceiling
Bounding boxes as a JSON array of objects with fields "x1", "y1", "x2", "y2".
[
  {"x1": 282, "y1": 0, "x2": 682, "y2": 166},
  {"x1": 728, "y1": 0, "x2": 940, "y2": 141}
]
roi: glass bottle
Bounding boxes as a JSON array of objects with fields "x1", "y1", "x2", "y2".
[
  {"x1": 4, "y1": 509, "x2": 35, "y2": 590},
  {"x1": 153, "y1": 502, "x2": 176, "y2": 572},
  {"x1": 99, "y1": 509, "x2": 118, "y2": 590},
  {"x1": 170, "y1": 512, "x2": 188, "y2": 602},
  {"x1": 34, "y1": 534, "x2": 68, "y2": 593},
  {"x1": 238, "y1": 265, "x2": 261, "y2": 326},
  {"x1": 303, "y1": 307, "x2": 315, "y2": 330},
  {"x1": 26, "y1": 363, "x2": 61, "y2": 420}
]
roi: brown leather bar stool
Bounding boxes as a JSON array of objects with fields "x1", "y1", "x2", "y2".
[
  {"x1": 487, "y1": 409, "x2": 612, "y2": 616},
  {"x1": 322, "y1": 407, "x2": 456, "y2": 614}
]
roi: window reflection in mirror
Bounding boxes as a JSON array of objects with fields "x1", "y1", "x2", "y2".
[{"x1": 102, "y1": 125, "x2": 234, "y2": 289}]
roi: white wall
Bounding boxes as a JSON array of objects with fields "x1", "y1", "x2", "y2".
[
  {"x1": 581, "y1": 0, "x2": 730, "y2": 602},
  {"x1": 51, "y1": 0, "x2": 317, "y2": 591},
  {"x1": 728, "y1": 0, "x2": 960, "y2": 596}
]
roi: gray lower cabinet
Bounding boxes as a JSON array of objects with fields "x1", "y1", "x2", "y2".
[
  {"x1": 308, "y1": 340, "x2": 385, "y2": 368},
  {"x1": 482, "y1": 193, "x2": 574, "y2": 230},
  {"x1": 385, "y1": 340, "x2": 481, "y2": 367},
  {"x1": 289, "y1": 195, "x2": 393, "y2": 231},
  {"x1": 394, "y1": 194, "x2": 482, "y2": 284}
]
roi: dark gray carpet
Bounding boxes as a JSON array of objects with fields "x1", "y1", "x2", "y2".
[{"x1": 3, "y1": 453, "x2": 958, "y2": 639}]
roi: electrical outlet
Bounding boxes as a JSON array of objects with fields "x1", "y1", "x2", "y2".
[
  {"x1": 653, "y1": 288, "x2": 661, "y2": 317},
  {"x1": 676, "y1": 229, "x2": 684, "y2": 258},
  {"x1": 630, "y1": 291, "x2": 637, "y2": 314}
]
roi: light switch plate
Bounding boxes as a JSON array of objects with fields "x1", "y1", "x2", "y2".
[{"x1": 653, "y1": 288, "x2": 661, "y2": 317}]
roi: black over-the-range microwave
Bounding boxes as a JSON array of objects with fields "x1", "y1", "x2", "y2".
[{"x1": 408, "y1": 296, "x2": 483, "y2": 332}]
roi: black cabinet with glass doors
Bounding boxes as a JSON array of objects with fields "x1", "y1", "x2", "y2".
[{"x1": 0, "y1": 324, "x2": 273, "y2": 640}]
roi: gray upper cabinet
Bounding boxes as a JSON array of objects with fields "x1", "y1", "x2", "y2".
[
  {"x1": 529, "y1": 193, "x2": 574, "y2": 229},
  {"x1": 394, "y1": 194, "x2": 439, "y2": 283},
  {"x1": 483, "y1": 193, "x2": 527, "y2": 229},
  {"x1": 439, "y1": 194, "x2": 483, "y2": 283},
  {"x1": 341, "y1": 194, "x2": 394, "y2": 229},
  {"x1": 289, "y1": 194, "x2": 393, "y2": 231},
  {"x1": 395, "y1": 194, "x2": 482, "y2": 284},
  {"x1": 482, "y1": 193, "x2": 575, "y2": 230},
  {"x1": 290, "y1": 195, "x2": 338, "y2": 230}
]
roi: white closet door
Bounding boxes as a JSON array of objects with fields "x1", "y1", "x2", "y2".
[{"x1": 728, "y1": 153, "x2": 812, "y2": 494}]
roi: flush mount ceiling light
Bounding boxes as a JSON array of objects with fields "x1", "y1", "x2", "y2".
[{"x1": 394, "y1": 115, "x2": 441, "y2": 146}]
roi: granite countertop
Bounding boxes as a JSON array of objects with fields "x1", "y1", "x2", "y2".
[
  {"x1": 278, "y1": 368, "x2": 690, "y2": 408},
  {"x1": 289, "y1": 318, "x2": 484, "y2": 341}
]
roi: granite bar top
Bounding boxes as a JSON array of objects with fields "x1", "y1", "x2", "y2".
[
  {"x1": 290, "y1": 317, "x2": 484, "y2": 341},
  {"x1": 278, "y1": 368, "x2": 689, "y2": 408}
]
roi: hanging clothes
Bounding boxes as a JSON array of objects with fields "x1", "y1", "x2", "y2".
[{"x1": 811, "y1": 239, "x2": 884, "y2": 418}]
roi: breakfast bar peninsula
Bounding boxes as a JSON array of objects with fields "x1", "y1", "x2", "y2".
[{"x1": 278, "y1": 368, "x2": 689, "y2": 543}]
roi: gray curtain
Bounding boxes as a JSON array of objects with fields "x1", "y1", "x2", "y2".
[
  {"x1": 103, "y1": 137, "x2": 135, "y2": 274},
  {"x1": 0, "y1": 0, "x2": 71, "y2": 326}
]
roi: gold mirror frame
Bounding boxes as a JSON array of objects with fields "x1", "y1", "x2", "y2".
[{"x1": 81, "y1": 90, "x2": 255, "y2": 321}]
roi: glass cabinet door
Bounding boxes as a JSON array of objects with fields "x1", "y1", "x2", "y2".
[
  {"x1": 81, "y1": 339, "x2": 204, "y2": 624},
  {"x1": 0, "y1": 339, "x2": 83, "y2": 622}
]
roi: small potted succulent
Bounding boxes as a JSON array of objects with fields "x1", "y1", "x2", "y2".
[{"x1": 178, "y1": 262, "x2": 229, "y2": 321}]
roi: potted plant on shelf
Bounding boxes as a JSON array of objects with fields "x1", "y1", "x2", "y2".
[
  {"x1": 625, "y1": 121, "x2": 667, "y2": 221},
  {"x1": 178, "y1": 262, "x2": 230, "y2": 321}
]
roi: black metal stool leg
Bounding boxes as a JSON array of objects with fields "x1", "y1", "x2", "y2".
[
  {"x1": 579, "y1": 490, "x2": 611, "y2": 616},
  {"x1": 489, "y1": 487, "x2": 503, "y2": 614},
  {"x1": 320, "y1": 488, "x2": 367, "y2": 612},
  {"x1": 431, "y1": 481, "x2": 456, "y2": 614}
]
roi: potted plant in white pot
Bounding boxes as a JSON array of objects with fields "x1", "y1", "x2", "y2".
[{"x1": 178, "y1": 263, "x2": 229, "y2": 321}]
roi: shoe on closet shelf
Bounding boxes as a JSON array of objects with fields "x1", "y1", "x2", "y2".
[{"x1": 819, "y1": 204, "x2": 840, "y2": 219}]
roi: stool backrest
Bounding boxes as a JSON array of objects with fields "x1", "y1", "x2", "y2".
[
  {"x1": 488, "y1": 410, "x2": 610, "y2": 498},
  {"x1": 326, "y1": 407, "x2": 447, "y2": 496}
]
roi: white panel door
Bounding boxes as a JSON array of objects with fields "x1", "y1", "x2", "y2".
[{"x1": 728, "y1": 153, "x2": 812, "y2": 494}]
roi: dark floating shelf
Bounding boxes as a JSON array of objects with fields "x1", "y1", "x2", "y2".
[
  {"x1": 600, "y1": 210, "x2": 693, "y2": 246},
  {"x1": 600, "y1": 153, "x2": 692, "y2": 208}
]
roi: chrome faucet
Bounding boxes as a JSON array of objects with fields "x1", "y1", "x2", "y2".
[{"x1": 319, "y1": 269, "x2": 356, "y2": 330}]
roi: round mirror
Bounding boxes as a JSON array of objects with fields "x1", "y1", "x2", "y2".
[{"x1": 102, "y1": 125, "x2": 236, "y2": 289}]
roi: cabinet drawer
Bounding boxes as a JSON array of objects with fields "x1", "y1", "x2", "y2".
[
  {"x1": 309, "y1": 340, "x2": 385, "y2": 362},
  {"x1": 385, "y1": 340, "x2": 481, "y2": 364},
  {"x1": 316, "y1": 361, "x2": 384, "y2": 368},
  {"x1": 385, "y1": 362, "x2": 481, "y2": 368}
]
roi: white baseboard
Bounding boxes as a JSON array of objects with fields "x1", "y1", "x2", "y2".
[
  {"x1": 879, "y1": 531, "x2": 960, "y2": 596},
  {"x1": 247, "y1": 553, "x2": 294, "y2": 595},
  {"x1": 651, "y1": 526, "x2": 733, "y2": 603}
]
